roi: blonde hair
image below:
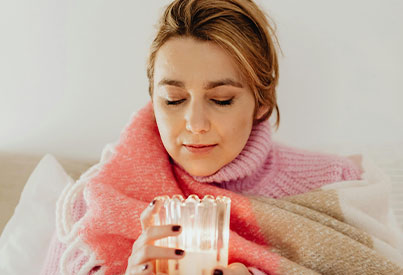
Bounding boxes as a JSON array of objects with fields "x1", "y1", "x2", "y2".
[{"x1": 147, "y1": 0, "x2": 281, "y2": 128}]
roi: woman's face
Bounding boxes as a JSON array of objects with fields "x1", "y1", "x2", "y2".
[{"x1": 152, "y1": 36, "x2": 267, "y2": 177}]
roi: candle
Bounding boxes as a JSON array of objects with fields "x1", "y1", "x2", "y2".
[{"x1": 153, "y1": 194, "x2": 231, "y2": 275}]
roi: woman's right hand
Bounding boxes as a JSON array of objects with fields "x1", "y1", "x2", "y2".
[{"x1": 125, "y1": 199, "x2": 185, "y2": 275}]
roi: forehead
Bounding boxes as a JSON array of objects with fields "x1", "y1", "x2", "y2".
[{"x1": 154, "y1": 37, "x2": 244, "y2": 84}]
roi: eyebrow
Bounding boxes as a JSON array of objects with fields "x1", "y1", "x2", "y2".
[{"x1": 157, "y1": 78, "x2": 243, "y2": 90}]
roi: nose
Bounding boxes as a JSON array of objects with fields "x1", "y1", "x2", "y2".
[{"x1": 185, "y1": 100, "x2": 210, "y2": 134}]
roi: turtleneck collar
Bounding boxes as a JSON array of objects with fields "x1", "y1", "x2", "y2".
[{"x1": 172, "y1": 120, "x2": 273, "y2": 184}]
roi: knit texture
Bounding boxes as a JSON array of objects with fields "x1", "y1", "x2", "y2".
[
  {"x1": 40, "y1": 101, "x2": 363, "y2": 275},
  {"x1": 179, "y1": 119, "x2": 362, "y2": 198}
]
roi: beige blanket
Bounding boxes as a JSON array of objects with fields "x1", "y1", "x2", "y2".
[{"x1": 244, "y1": 155, "x2": 403, "y2": 274}]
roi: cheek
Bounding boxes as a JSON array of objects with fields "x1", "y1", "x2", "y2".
[
  {"x1": 154, "y1": 108, "x2": 181, "y2": 148},
  {"x1": 229, "y1": 108, "x2": 254, "y2": 151},
  {"x1": 218, "y1": 111, "x2": 252, "y2": 144}
]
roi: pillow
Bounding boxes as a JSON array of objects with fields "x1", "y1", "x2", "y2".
[
  {"x1": 0, "y1": 154, "x2": 73, "y2": 275},
  {"x1": 308, "y1": 142, "x2": 403, "y2": 231}
]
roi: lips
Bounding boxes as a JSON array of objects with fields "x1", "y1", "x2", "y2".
[
  {"x1": 185, "y1": 144, "x2": 216, "y2": 148},
  {"x1": 184, "y1": 144, "x2": 217, "y2": 153}
]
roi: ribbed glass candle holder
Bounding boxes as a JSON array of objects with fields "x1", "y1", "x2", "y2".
[{"x1": 153, "y1": 194, "x2": 231, "y2": 275}]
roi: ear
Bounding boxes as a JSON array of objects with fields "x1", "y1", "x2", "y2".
[{"x1": 255, "y1": 105, "x2": 269, "y2": 120}]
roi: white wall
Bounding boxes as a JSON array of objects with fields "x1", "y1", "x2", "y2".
[{"x1": 1, "y1": 0, "x2": 402, "y2": 160}]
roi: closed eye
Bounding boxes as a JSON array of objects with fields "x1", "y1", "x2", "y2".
[
  {"x1": 211, "y1": 99, "x2": 233, "y2": 106},
  {"x1": 166, "y1": 99, "x2": 186, "y2": 105},
  {"x1": 165, "y1": 98, "x2": 234, "y2": 106}
]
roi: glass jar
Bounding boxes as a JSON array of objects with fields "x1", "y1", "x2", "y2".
[{"x1": 153, "y1": 194, "x2": 231, "y2": 275}]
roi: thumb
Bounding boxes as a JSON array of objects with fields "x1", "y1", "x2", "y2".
[
  {"x1": 212, "y1": 263, "x2": 251, "y2": 275},
  {"x1": 228, "y1": 263, "x2": 251, "y2": 274}
]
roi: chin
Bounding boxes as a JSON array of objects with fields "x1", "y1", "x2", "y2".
[
  {"x1": 186, "y1": 166, "x2": 218, "y2": 177},
  {"x1": 190, "y1": 171, "x2": 213, "y2": 177}
]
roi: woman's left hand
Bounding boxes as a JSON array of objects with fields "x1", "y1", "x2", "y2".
[{"x1": 212, "y1": 263, "x2": 251, "y2": 275}]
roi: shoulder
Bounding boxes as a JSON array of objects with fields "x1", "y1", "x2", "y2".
[{"x1": 270, "y1": 142, "x2": 362, "y2": 192}]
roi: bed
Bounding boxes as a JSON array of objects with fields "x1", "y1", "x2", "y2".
[{"x1": 0, "y1": 143, "x2": 402, "y2": 274}]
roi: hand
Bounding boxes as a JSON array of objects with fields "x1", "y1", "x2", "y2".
[
  {"x1": 347, "y1": 154, "x2": 363, "y2": 173},
  {"x1": 125, "y1": 199, "x2": 185, "y2": 275},
  {"x1": 212, "y1": 263, "x2": 252, "y2": 275}
]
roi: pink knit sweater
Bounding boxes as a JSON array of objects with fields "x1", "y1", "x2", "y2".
[{"x1": 40, "y1": 121, "x2": 362, "y2": 275}]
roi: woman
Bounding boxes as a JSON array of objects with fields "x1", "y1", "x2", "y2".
[
  {"x1": 41, "y1": 0, "x2": 367, "y2": 274},
  {"x1": 127, "y1": 1, "x2": 363, "y2": 273}
]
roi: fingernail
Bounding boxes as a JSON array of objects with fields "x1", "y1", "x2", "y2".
[
  {"x1": 172, "y1": 225, "x2": 181, "y2": 232},
  {"x1": 142, "y1": 264, "x2": 148, "y2": 271},
  {"x1": 175, "y1": 249, "x2": 184, "y2": 255},
  {"x1": 213, "y1": 269, "x2": 223, "y2": 275}
]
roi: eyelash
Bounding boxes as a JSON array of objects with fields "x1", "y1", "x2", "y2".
[{"x1": 165, "y1": 98, "x2": 234, "y2": 106}]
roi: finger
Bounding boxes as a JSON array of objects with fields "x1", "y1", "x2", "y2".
[
  {"x1": 131, "y1": 224, "x2": 182, "y2": 253},
  {"x1": 126, "y1": 261, "x2": 154, "y2": 275},
  {"x1": 140, "y1": 199, "x2": 163, "y2": 230},
  {"x1": 228, "y1": 263, "x2": 250, "y2": 274},
  {"x1": 130, "y1": 244, "x2": 185, "y2": 266},
  {"x1": 212, "y1": 263, "x2": 251, "y2": 275}
]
